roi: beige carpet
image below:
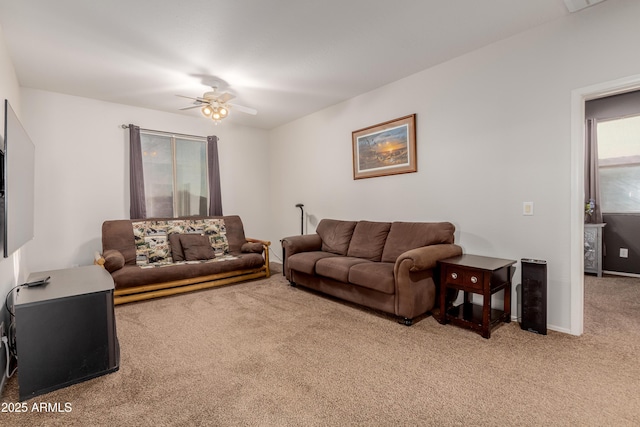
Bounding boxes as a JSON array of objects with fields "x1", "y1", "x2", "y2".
[{"x1": 2, "y1": 266, "x2": 640, "y2": 426}]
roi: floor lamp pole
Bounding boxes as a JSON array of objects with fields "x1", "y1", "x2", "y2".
[{"x1": 295, "y1": 204, "x2": 304, "y2": 235}]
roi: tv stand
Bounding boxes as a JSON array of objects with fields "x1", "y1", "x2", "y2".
[{"x1": 15, "y1": 265, "x2": 120, "y2": 401}]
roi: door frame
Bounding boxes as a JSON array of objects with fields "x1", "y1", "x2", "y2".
[{"x1": 570, "y1": 73, "x2": 640, "y2": 335}]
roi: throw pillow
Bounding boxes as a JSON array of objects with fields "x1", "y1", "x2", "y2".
[
  {"x1": 132, "y1": 220, "x2": 173, "y2": 265},
  {"x1": 145, "y1": 234, "x2": 172, "y2": 264},
  {"x1": 132, "y1": 221, "x2": 150, "y2": 266},
  {"x1": 180, "y1": 234, "x2": 216, "y2": 261},
  {"x1": 102, "y1": 249, "x2": 125, "y2": 273},
  {"x1": 168, "y1": 233, "x2": 185, "y2": 262}
]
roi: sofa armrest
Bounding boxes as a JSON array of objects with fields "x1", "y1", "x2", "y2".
[
  {"x1": 281, "y1": 234, "x2": 322, "y2": 255},
  {"x1": 393, "y1": 244, "x2": 463, "y2": 319},
  {"x1": 246, "y1": 237, "x2": 271, "y2": 246},
  {"x1": 281, "y1": 234, "x2": 322, "y2": 280},
  {"x1": 245, "y1": 238, "x2": 271, "y2": 277},
  {"x1": 395, "y1": 244, "x2": 463, "y2": 273}
]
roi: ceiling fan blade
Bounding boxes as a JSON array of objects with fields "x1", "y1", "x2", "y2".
[
  {"x1": 216, "y1": 92, "x2": 236, "y2": 103},
  {"x1": 179, "y1": 105, "x2": 202, "y2": 111},
  {"x1": 175, "y1": 94, "x2": 207, "y2": 103},
  {"x1": 229, "y1": 103, "x2": 257, "y2": 115}
]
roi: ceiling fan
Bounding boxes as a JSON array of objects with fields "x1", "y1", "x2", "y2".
[{"x1": 177, "y1": 86, "x2": 257, "y2": 124}]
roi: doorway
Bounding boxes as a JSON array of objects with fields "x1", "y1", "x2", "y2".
[
  {"x1": 571, "y1": 74, "x2": 640, "y2": 336},
  {"x1": 586, "y1": 93, "x2": 640, "y2": 276}
]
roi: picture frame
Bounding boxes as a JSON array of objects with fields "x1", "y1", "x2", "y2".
[{"x1": 352, "y1": 114, "x2": 416, "y2": 180}]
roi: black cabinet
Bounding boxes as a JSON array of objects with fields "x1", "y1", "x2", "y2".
[{"x1": 15, "y1": 266, "x2": 119, "y2": 401}]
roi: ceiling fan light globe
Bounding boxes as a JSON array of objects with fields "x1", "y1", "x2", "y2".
[
  {"x1": 212, "y1": 111, "x2": 221, "y2": 120},
  {"x1": 201, "y1": 105, "x2": 213, "y2": 116},
  {"x1": 219, "y1": 106, "x2": 228, "y2": 117}
]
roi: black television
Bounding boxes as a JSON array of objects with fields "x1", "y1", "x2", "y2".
[{"x1": 2, "y1": 99, "x2": 35, "y2": 258}]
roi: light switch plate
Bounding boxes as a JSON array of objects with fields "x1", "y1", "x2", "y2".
[
  {"x1": 523, "y1": 202, "x2": 534, "y2": 216},
  {"x1": 620, "y1": 248, "x2": 629, "y2": 258}
]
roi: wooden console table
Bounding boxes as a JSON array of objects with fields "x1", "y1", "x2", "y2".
[{"x1": 438, "y1": 254, "x2": 516, "y2": 339}]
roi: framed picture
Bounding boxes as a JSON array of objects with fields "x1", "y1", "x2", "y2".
[{"x1": 352, "y1": 114, "x2": 416, "y2": 180}]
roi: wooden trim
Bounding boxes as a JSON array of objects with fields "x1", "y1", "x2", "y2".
[
  {"x1": 94, "y1": 252, "x2": 105, "y2": 267},
  {"x1": 246, "y1": 237, "x2": 271, "y2": 246},
  {"x1": 113, "y1": 270, "x2": 267, "y2": 305},
  {"x1": 114, "y1": 267, "x2": 267, "y2": 296}
]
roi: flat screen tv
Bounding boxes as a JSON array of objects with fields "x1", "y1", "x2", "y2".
[{"x1": 2, "y1": 99, "x2": 35, "y2": 258}]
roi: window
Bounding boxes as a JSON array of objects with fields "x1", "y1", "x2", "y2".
[
  {"x1": 140, "y1": 132, "x2": 208, "y2": 217},
  {"x1": 597, "y1": 114, "x2": 640, "y2": 213}
]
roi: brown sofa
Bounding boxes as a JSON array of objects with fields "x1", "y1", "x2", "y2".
[
  {"x1": 96, "y1": 215, "x2": 270, "y2": 305},
  {"x1": 282, "y1": 219, "x2": 462, "y2": 325}
]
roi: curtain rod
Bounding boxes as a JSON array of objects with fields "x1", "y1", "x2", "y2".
[{"x1": 120, "y1": 124, "x2": 214, "y2": 141}]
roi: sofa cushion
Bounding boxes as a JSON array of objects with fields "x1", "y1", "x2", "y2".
[
  {"x1": 220, "y1": 215, "x2": 247, "y2": 253},
  {"x1": 316, "y1": 219, "x2": 358, "y2": 255},
  {"x1": 180, "y1": 234, "x2": 216, "y2": 261},
  {"x1": 346, "y1": 221, "x2": 391, "y2": 261},
  {"x1": 110, "y1": 253, "x2": 265, "y2": 289},
  {"x1": 102, "y1": 220, "x2": 137, "y2": 266},
  {"x1": 381, "y1": 222, "x2": 456, "y2": 263},
  {"x1": 133, "y1": 221, "x2": 174, "y2": 266},
  {"x1": 288, "y1": 251, "x2": 340, "y2": 275},
  {"x1": 103, "y1": 216, "x2": 249, "y2": 267},
  {"x1": 315, "y1": 257, "x2": 371, "y2": 283},
  {"x1": 348, "y1": 262, "x2": 395, "y2": 294}
]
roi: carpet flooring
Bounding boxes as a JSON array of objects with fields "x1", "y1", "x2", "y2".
[{"x1": 1, "y1": 265, "x2": 639, "y2": 426}]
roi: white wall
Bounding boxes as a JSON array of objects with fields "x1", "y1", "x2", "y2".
[
  {"x1": 0, "y1": 23, "x2": 25, "y2": 309},
  {"x1": 8, "y1": 0, "x2": 640, "y2": 334},
  {"x1": 0, "y1": 21, "x2": 23, "y2": 393},
  {"x1": 268, "y1": 0, "x2": 640, "y2": 333},
  {"x1": 20, "y1": 89, "x2": 270, "y2": 272}
]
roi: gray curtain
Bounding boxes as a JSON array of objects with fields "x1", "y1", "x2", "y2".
[
  {"x1": 207, "y1": 135, "x2": 223, "y2": 216},
  {"x1": 584, "y1": 118, "x2": 603, "y2": 224},
  {"x1": 129, "y1": 124, "x2": 147, "y2": 219}
]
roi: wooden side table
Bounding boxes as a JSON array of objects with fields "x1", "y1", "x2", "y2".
[{"x1": 438, "y1": 254, "x2": 516, "y2": 339}]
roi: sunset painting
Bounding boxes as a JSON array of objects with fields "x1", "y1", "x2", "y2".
[
  {"x1": 352, "y1": 115, "x2": 416, "y2": 179},
  {"x1": 356, "y1": 124, "x2": 409, "y2": 172}
]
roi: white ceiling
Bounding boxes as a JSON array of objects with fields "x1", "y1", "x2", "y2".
[{"x1": 0, "y1": 1, "x2": 574, "y2": 129}]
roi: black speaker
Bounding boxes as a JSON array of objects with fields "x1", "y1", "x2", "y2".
[{"x1": 520, "y1": 258, "x2": 547, "y2": 335}]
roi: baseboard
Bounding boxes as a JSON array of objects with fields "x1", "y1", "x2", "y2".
[
  {"x1": 510, "y1": 315, "x2": 573, "y2": 335},
  {"x1": 602, "y1": 270, "x2": 640, "y2": 279}
]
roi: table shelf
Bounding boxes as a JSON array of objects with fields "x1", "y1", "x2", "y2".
[{"x1": 446, "y1": 302, "x2": 507, "y2": 333}]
